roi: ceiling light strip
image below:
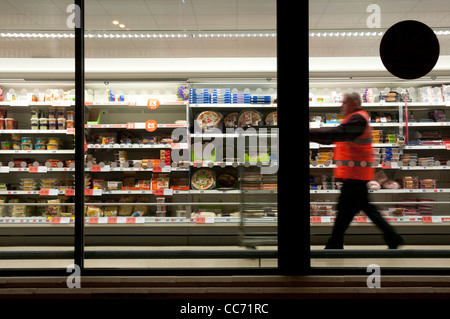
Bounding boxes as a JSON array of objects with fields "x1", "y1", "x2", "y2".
[
  {"x1": 309, "y1": 29, "x2": 450, "y2": 38},
  {"x1": 0, "y1": 32, "x2": 276, "y2": 39}
]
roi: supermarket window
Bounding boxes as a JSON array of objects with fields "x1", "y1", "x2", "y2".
[
  {"x1": 309, "y1": 0, "x2": 450, "y2": 270},
  {"x1": 81, "y1": 0, "x2": 278, "y2": 272},
  {"x1": 0, "y1": 0, "x2": 76, "y2": 273}
]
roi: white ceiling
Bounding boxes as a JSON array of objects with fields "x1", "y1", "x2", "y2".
[
  {"x1": 309, "y1": 0, "x2": 450, "y2": 57},
  {"x1": 0, "y1": 0, "x2": 277, "y2": 58}
]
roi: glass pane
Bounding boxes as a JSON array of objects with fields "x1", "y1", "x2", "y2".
[
  {"x1": 0, "y1": 0, "x2": 75, "y2": 270},
  {"x1": 84, "y1": 0, "x2": 277, "y2": 270},
  {"x1": 310, "y1": 0, "x2": 450, "y2": 269}
]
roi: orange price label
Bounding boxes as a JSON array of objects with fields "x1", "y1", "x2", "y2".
[
  {"x1": 422, "y1": 216, "x2": 432, "y2": 223},
  {"x1": 39, "y1": 189, "x2": 50, "y2": 196},
  {"x1": 196, "y1": 217, "x2": 206, "y2": 224},
  {"x1": 310, "y1": 216, "x2": 322, "y2": 223},
  {"x1": 145, "y1": 119, "x2": 158, "y2": 132},
  {"x1": 91, "y1": 165, "x2": 101, "y2": 172},
  {"x1": 153, "y1": 189, "x2": 164, "y2": 196},
  {"x1": 126, "y1": 217, "x2": 136, "y2": 224},
  {"x1": 65, "y1": 189, "x2": 75, "y2": 196},
  {"x1": 84, "y1": 189, "x2": 93, "y2": 196},
  {"x1": 28, "y1": 166, "x2": 38, "y2": 173},
  {"x1": 152, "y1": 165, "x2": 162, "y2": 172},
  {"x1": 50, "y1": 217, "x2": 61, "y2": 224},
  {"x1": 107, "y1": 217, "x2": 118, "y2": 224},
  {"x1": 147, "y1": 99, "x2": 160, "y2": 110},
  {"x1": 89, "y1": 217, "x2": 99, "y2": 224},
  {"x1": 126, "y1": 122, "x2": 135, "y2": 130},
  {"x1": 357, "y1": 216, "x2": 368, "y2": 223}
]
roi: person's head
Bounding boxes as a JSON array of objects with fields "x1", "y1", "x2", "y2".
[{"x1": 341, "y1": 93, "x2": 362, "y2": 116}]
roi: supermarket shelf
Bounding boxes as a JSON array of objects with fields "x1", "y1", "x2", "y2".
[
  {"x1": 309, "y1": 102, "x2": 450, "y2": 108},
  {"x1": 310, "y1": 215, "x2": 450, "y2": 224},
  {"x1": 406, "y1": 122, "x2": 450, "y2": 127},
  {"x1": 310, "y1": 188, "x2": 450, "y2": 194},
  {"x1": 0, "y1": 101, "x2": 74, "y2": 107},
  {"x1": 85, "y1": 101, "x2": 187, "y2": 107},
  {"x1": 404, "y1": 145, "x2": 446, "y2": 150},
  {"x1": 310, "y1": 164, "x2": 450, "y2": 170},
  {"x1": 87, "y1": 144, "x2": 171, "y2": 149},
  {"x1": 189, "y1": 103, "x2": 276, "y2": 108},
  {"x1": 317, "y1": 123, "x2": 401, "y2": 128},
  {"x1": 0, "y1": 150, "x2": 75, "y2": 154},
  {"x1": 310, "y1": 143, "x2": 399, "y2": 149},
  {"x1": 0, "y1": 129, "x2": 69, "y2": 134},
  {"x1": 85, "y1": 123, "x2": 188, "y2": 129}
]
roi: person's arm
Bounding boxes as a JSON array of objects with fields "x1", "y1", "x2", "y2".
[{"x1": 309, "y1": 113, "x2": 367, "y2": 145}]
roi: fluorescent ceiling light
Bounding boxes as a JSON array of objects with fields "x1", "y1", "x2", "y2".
[
  {"x1": 309, "y1": 28, "x2": 450, "y2": 38},
  {"x1": 112, "y1": 20, "x2": 119, "y2": 25},
  {"x1": 0, "y1": 31, "x2": 276, "y2": 39}
]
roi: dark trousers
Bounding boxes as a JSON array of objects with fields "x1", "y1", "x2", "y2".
[{"x1": 326, "y1": 179, "x2": 401, "y2": 249}]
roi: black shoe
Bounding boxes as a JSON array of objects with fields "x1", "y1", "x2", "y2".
[{"x1": 387, "y1": 235, "x2": 405, "y2": 249}]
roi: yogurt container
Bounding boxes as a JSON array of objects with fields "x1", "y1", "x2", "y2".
[
  {"x1": 57, "y1": 118, "x2": 65, "y2": 130},
  {"x1": 5, "y1": 118, "x2": 14, "y2": 129}
]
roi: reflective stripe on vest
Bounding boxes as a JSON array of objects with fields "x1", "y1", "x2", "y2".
[{"x1": 333, "y1": 110, "x2": 374, "y2": 181}]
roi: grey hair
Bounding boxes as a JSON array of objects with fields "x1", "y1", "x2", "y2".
[{"x1": 344, "y1": 92, "x2": 362, "y2": 106}]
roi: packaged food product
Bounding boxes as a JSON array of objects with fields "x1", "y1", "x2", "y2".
[
  {"x1": 265, "y1": 111, "x2": 278, "y2": 126},
  {"x1": 57, "y1": 118, "x2": 65, "y2": 130},
  {"x1": 85, "y1": 206, "x2": 102, "y2": 217},
  {"x1": 195, "y1": 111, "x2": 223, "y2": 132},
  {"x1": 217, "y1": 169, "x2": 237, "y2": 188},
  {"x1": 48, "y1": 118, "x2": 57, "y2": 130},
  {"x1": 46, "y1": 143, "x2": 58, "y2": 150},
  {"x1": 66, "y1": 120, "x2": 74, "y2": 128},
  {"x1": 237, "y1": 110, "x2": 263, "y2": 127},
  {"x1": 35, "y1": 143, "x2": 46, "y2": 150},
  {"x1": 21, "y1": 143, "x2": 33, "y2": 150},
  {"x1": 223, "y1": 112, "x2": 239, "y2": 128},
  {"x1": 102, "y1": 206, "x2": 118, "y2": 217},
  {"x1": 57, "y1": 108, "x2": 65, "y2": 118},
  {"x1": 0, "y1": 118, "x2": 4, "y2": 129},
  {"x1": 66, "y1": 111, "x2": 75, "y2": 121},
  {"x1": 5, "y1": 118, "x2": 14, "y2": 129},
  {"x1": 21, "y1": 137, "x2": 32, "y2": 144},
  {"x1": 191, "y1": 168, "x2": 216, "y2": 190},
  {"x1": 39, "y1": 118, "x2": 48, "y2": 129},
  {"x1": 118, "y1": 205, "x2": 133, "y2": 216},
  {"x1": 47, "y1": 199, "x2": 60, "y2": 216},
  {"x1": 30, "y1": 118, "x2": 39, "y2": 130},
  {"x1": 1, "y1": 141, "x2": 11, "y2": 150},
  {"x1": 92, "y1": 179, "x2": 105, "y2": 189},
  {"x1": 48, "y1": 138, "x2": 59, "y2": 144},
  {"x1": 48, "y1": 107, "x2": 56, "y2": 119},
  {"x1": 12, "y1": 142, "x2": 21, "y2": 150},
  {"x1": 11, "y1": 134, "x2": 20, "y2": 142},
  {"x1": 133, "y1": 205, "x2": 148, "y2": 216}
]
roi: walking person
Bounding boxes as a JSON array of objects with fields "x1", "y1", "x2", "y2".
[{"x1": 310, "y1": 92, "x2": 405, "y2": 249}]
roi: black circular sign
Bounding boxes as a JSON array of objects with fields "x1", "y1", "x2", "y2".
[{"x1": 380, "y1": 20, "x2": 440, "y2": 79}]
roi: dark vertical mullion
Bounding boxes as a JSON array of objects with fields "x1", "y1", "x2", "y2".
[
  {"x1": 276, "y1": 0, "x2": 311, "y2": 274},
  {"x1": 74, "y1": 0, "x2": 85, "y2": 272}
]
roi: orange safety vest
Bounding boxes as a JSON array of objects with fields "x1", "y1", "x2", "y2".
[{"x1": 334, "y1": 110, "x2": 374, "y2": 181}]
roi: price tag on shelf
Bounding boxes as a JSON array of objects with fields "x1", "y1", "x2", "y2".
[
  {"x1": 92, "y1": 189, "x2": 102, "y2": 196},
  {"x1": 84, "y1": 189, "x2": 93, "y2": 196},
  {"x1": 91, "y1": 165, "x2": 101, "y2": 172},
  {"x1": 0, "y1": 166, "x2": 10, "y2": 173},
  {"x1": 356, "y1": 216, "x2": 368, "y2": 223},
  {"x1": 195, "y1": 217, "x2": 215, "y2": 224},
  {"x1": 126, "y1": 122, "x2": 135, "y2": 130},
  {"x1": 422, "y1": 216, "x2": 442, "y2": 223},
  {"x1": 171, "y1": 143, "x2": 189, "y2": 150},
  {"x1": 107, "y1": 217, "x2": 117, "y2": 224},
  {"x1": 444, "y1": 141, "x2": 450, "y2": 150},
  {"x1": 126, "y1": 217, "x2": 136, "y2": 224},
  {"x1": 310, "y1": 216, "x2": 322, "y2": 223},
  {"x1": 28, "y1": 166, "x2": 38, "y2": 173},
  {"x1": 152, "y1": 165, "x2": 162, "y2": 172},
  {"x1": 10, "y1": 100, "x2": 29, "y2": 107},
  {"x1": 66, "y1": 128, "x2": 75, "y2": 135},
  {"x1": 147, "y1": 99, "x2": 160, "y2": 110},
  {"x1": 39, "y1": 189, "x2": 50, "y2": 196},
  {"x1": 153, "y1": 189, "x2": 164, "y2": 196},
  {"x1": 164, "y1": 189, "x2": 173, "y2": 196},
  {"x1": 64, "y1": 189, "x2": 75, "y2": 196},
  {"x1": 309, "y1": 122, "x2": 320, "y2": 129},
  {"x1": 50, "y1": 217, "x2": 61, "y2": 224},
  {"x1": 117, "y1": 217, "x2": 127, "y2": 224},
  {"x1": 88, "y1": 217, "x2": 99, "y2": 224}
]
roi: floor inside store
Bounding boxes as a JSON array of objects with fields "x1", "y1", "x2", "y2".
[{"x1": 0, "y1": 245, "x2": 450, "y2": 269}]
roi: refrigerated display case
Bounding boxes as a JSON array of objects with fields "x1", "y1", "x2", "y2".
[
  {"x1": 0, "y1": 80, "x2": 278, "y2": 248},
  {"x1": 309, "y1": 82, "x2": 450, "y2": 245}
]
